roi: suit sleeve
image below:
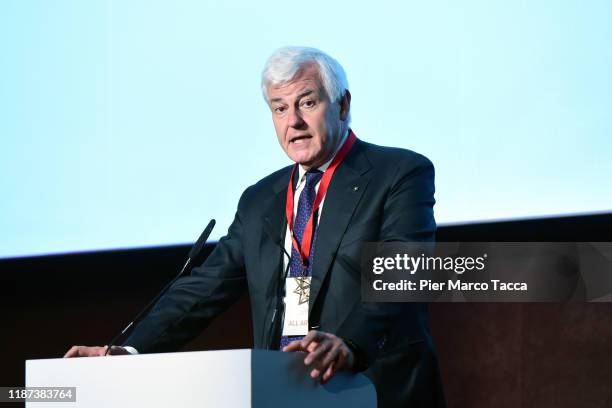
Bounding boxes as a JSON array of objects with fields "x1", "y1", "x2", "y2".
[
  {"x1": 122, "y1": 188, "x2": 251, "y2": 353},
  {"x1": 335, "y1": 154, "x2": 436, "y2": 369}
]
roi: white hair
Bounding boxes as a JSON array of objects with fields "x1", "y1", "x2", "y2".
[{"x1": 261, "y1": 46, "x2": 350, "y2": 107}]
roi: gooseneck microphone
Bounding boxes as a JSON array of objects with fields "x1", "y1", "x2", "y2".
[
  {"x1": 261, "y1": 217, "x2": 291, "y2": 349},
  {"x1": 104, "y1": 219, "x2": 216, "y2": 355},
  {"x1": 262, "y1": 217, "x2": 291, "y2": 261}
]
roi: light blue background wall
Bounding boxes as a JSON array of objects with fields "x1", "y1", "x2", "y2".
[{"x1": 1, "y1": 1, "x2": 611, "y2": 258}]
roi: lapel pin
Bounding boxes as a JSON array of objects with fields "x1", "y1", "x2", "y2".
[{"x1": 352, "y1": 186, "x2": 359, "y2": 191}]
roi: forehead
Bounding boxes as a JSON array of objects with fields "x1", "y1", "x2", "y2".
[{"x1": 267, "y1": 63, "x2": 325, "y2": 102}]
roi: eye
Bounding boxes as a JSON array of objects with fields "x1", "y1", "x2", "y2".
[
  {"x1": 301, "y1": 99, "x2": 315, "y2": 108},
  {"x1": 273, "y1": 106, "x2": 286, "y2": 115}
]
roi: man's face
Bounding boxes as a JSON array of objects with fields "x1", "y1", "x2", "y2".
[{"x1": 267, "y1": 63, "x2": 347, "y2": 169}]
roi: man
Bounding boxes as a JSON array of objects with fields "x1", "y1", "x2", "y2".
[{"x1": 65, "y1": 46, "x2": 445, "y2": 407}]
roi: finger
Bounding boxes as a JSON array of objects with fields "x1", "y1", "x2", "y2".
[
  {"x1": 322, "y1": 361, "x2": 336, "y2": 384},
  {"x1": 304, "y1": 339, "x2": 332, "y2": 365},
  {"x1": 311, "y1": 347, "x2": 340, "y2": 383},
  {"x1": 109, "y1": 346, "x2": 129, "y2": 355},
  {"x1": 283, "y1": 332, "x2": 324, "y2": 352},
  {"x1": 284, "y1": 339, "x2": 320, "y2": 352},
  {"x1": 97, "y1": 346, "x2": 109, "y2": 356},
  {"x1": 310, "y1": 367, "x2": 321, "y2": 380},
  {"x1": 283, "y1": 339, "x2": 307, "y2": 352},
  {"x1": 335, "y1": 348, "x2": 350, "y2": 372},
  {"x1": 63, "y1": 346, "x2": 79, "y2": 358},
  {"x1": 318, "y1": 345, "x2": 341, "y2": 369},
  {"x1": 336, "y1": 344, "x2": 356, "y2": 371},
  {"x1": 299, "y1": 330, "x2": 325, "y2": 350},
  {"x1": 306, "y1": 340, "x2": 320, "y2": 353}
]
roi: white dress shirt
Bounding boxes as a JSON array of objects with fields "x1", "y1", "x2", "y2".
[{"x1": 281, "y1": 131, "x2": 348, "y2": 336}]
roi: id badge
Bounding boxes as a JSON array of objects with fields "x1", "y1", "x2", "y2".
[{"x1": 282, "y1": 276, "x2": 311, "y2": 336}]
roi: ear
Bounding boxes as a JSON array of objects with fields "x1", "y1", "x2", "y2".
[{"x1": 339, "y1": 90, "x2": 351, "y2": 121}]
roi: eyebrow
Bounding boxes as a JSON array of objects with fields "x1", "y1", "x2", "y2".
[
  {"x1": 269, "y1": 88, "x2": 315, "y2": 104},
  {"x1": 297, "y1": 89, "x2": 315, "y2": 99}
]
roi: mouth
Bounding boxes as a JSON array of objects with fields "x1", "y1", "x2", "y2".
[{"x1": 289, "y1": 135, "x2": 312, "y2": 144}]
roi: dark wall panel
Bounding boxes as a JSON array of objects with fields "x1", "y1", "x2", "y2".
[{"x1": 2, "y1": 213, "x2": 611, "y2": 407}]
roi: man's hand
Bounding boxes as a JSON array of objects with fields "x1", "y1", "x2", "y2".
[
  {"x1": 63, "y1": 345, "x2": 129, "y2": 358},
  {"x1": 283, "y1": 330, "x2": 355, "y2": 384}
]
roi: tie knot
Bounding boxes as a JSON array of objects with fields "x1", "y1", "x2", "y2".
[{"x1": 305, "y1": 169, "x2": 323, "y2": 187}]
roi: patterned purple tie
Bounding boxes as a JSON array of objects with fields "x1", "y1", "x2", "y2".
[
  {"x1": 289, "y1": 169, "x2": 324, "y2": 277},
  {"x1": 280, "y1": 169, "x2": 323, "y2": 349}
]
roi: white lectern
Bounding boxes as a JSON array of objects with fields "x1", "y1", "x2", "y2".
[{"x1": 26, "y1": 349, "x2": 376, "y2": 407}]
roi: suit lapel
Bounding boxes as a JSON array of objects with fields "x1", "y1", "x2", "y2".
[{"x1": 309, "y1": 140, "x2": 372, "y2": 312}]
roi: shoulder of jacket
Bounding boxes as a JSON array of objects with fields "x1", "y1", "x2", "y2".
[
  {"x1": 359, "y1": 140, "x2": 433, "y2": 169},
  {"x1": 239, "y1": 164, "x2": 293, "y2": 203}
]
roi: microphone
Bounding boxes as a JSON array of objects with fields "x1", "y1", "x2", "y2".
[
  {"x1": 262, "y1": 216, "x2": 291, "y2": 261},
  {"x1": 262, "y1": 217, "x2": 291, "y2": 297},
  {"x1": 104, "y1": 219, "x2": 216, "y2": 355},
  {"x1": 261, "y1": 217, "x2": 291, "y2": 349},
  {"x1": 189, "y1": 220, "x2": 216, "y2": 260}
]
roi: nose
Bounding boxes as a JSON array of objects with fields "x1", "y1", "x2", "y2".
[{"x1": 287, "y1": 106, "x2": 305, "y2": 129}]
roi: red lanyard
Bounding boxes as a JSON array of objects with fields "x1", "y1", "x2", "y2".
[{"x1": 285, "y1": 130, "x2": 357, "y2": 267}]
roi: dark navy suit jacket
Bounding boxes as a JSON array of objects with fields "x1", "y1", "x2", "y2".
[{"x1": 125, "y1": 139, "x2": 446, "y2": 408}]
